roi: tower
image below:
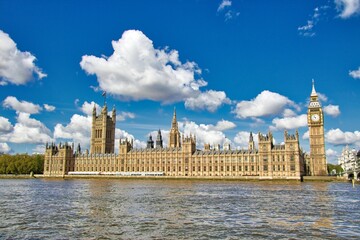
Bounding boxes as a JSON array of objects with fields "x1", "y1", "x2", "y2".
[
  {"x1": 147, "y1": 135, "x2": 154, "y2": 149},
  {"x1": 156, "y1": 129, "x2": 163, "y2": 148},
  {"x1": 90, "y1": 104, "x2": 116, "y2": 154},
  {"x1": 307, "y1": 80, "x2": 327, "y2": 176},
  {"x1": 248, "y1": 132, "x2": 255, "y2": 151},
  {"x1": 169, "y1": 108, "x2": 181, "y2": 148}
]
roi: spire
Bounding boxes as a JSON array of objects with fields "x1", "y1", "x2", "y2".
[
  {"x1": 156, "y1": 129, "x2": 163, "y2": 148},
  {"x1": 92, "y1": 104, "x2": 96, "y2": 115},
  {"x1": 171, "y1": 107, "x2": 177, "y2": 128},
  {"x1": 311, "y1": 79, "x2": 318, "y2": 97},
  {"x1": 102, "y1": 104, "x2": 107, "y2": 114},
  {"x1": 249, "y1": 132, "x2": 254, "y2": 142}
]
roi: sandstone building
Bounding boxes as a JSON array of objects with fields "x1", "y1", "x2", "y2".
[{"x1": 44, "y1": 82, "x2": 328, "y2": 179}]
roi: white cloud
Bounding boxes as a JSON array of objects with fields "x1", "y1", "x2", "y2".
[
  {"x1": 302, "y1": 130, "x2": 309, "y2": 140},
  {"x1": 0, "y1": 142, "x2": 11, "y2": 153},
  {"x1": 298, "y1": 6, "x2": 329, "y2": 37},
  {"x1": 233, "y1": 90, "x2": 297, "y2": 119},
  {"x1": 317, "y1": 92, "x2": 328, "y2": 102},
  {"x1": 218, "y1": 0, "x2": 232, "y2": 12},
  {"x1": 115, "y1": 128, "x2": 146, "y2": 149},
  {"x1": 0, "y1": 116, "x2": 13, "y2": 133},
  {"x1": 43, "y1": 104, "x2": 55, "y2": 112},
  {"x1": 326, "y1": 148, "x2": 339, "y2": 164},
  {"x1": 32, "y1": 144, "x2": 45, "y2": 154},
  {"x1": 212, "y1": 119, "x2": 236, "y2": 131},
  {"x1": 184, "y1": 90, "x2": 231, "y2": 112},
  {"x1": 148, "y1": 129, "x2": 170, "y2": 148},
  {"x1": 283, "y1": 109, "x2": 297, "y2": 118},
  {"x1": 271, "y1": 114, "x2": 308, "y2": 130},
  {"x1": 0, "y1": 112, "x2": 52, "y2": 144},
  {"x1": 0, "y1": 30, "x2": 46, "y2": 86},
  {"x1": 298, "y1": 20, "x2": 315, "y2": 37},
  {"x1": 3, "y1": 96, "x2": 42, "y2": 114},
  {"x1": 325, "y1": 128, "x2": 360, "y2": 146},
  {"x1": 80, "y1": 101, "x2": 100, "y2": 116},
  {"x1": 54, "y1": 114, "x2": 92, "y2": 148},
  {"x1": 117, "y1": 111, "x2": 135, "y2": 121},
  {"x1": 335, "y1": 0, "x2": 360, "y2": 18},
  {"x1": 224, "y1": 10, "x2": 240, "y2": 21},
  {"x1": 179, "y1": 120, "x2": 228, "y2": 149},
  {"x1": 323, "y1": 104, "x2": 340, "y2": 117},
  {"x1": 326, "y1": 148, "x2": 338, "y2": 157},
  {"x1": 80, "y1": 30, "x2": 210, "y2": 104},
  {"x1": 349, "y1": 67, "x2": 360, "y2": 79},
  {"x1": 233, "y1": 131, "x2": 258, "y2": 149}
]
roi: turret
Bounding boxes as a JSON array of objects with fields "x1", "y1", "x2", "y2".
[
  {"x1": 147, "y1": 135, "x2": 154, "y2": 149},
  {"x1": 156, "y1": 129, "x2": 163, "y2": 148},
  {"x1": 169, "y1": 107, "x2": 181, "y2": 148},
  {"x1": 248, "y1": 132, "x2": 255, "y2": 151},
  {"x1": 112, "y1": 105, "x2": 116, "y2": 122}
]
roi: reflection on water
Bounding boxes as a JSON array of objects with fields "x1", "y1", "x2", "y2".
[{"x1": 0, "y1": 179, "x2": 359, "y2": 239}]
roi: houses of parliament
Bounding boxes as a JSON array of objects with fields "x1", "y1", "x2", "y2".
[{"x1": 43, "y1": 82, "x2": 327, "y2": 179}]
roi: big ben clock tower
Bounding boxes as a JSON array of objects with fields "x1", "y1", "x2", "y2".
[{"x1": 307, "y1": 80, "x2": 327, "y2": 176}]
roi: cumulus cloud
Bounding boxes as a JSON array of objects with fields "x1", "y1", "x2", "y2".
[
  {"x1": 212, "y1": 119, "x2": 236, "y2": 131},
  {"x1": 32, "y1": 144, "x2": 45, "y2": 154},
  {"x1": 148, "y1": 129, "x2": 170, "y2": 148},
  {"x1": 317, "y1": 92, "x2": 328, "y2": 102},
  {"x1": 184, "y1": 90, "x2": 231, "y2": 112},
  {"x1": 283, "y1": 109, "x2": 297, "y2": 118},
  {"x1": 233, "y1": 90, "x2": 298, "y2": 119},
  {"x1": 349, "y1": 66, "x2": 360, "y2": 79},
  {"x1": 115, "y1": 128, "x2": 146, "y2": 149},
  {"x1": 54, "y1": 114, "x2": 92, "y2": 148},
  {"x1": 80, "y1": 30, "x2": 211, "y2": 104},
  {"x1": 43, "y1": 104, "x2": 55, "y2": 112},
  {"x1": 326, "y1": 148, "x2": 339, "y2": 164},
  {"x1": 302, "y1": 130, "x2": 309, "y2": 140},
  {"x1": 0, "y1": 30, "x2": 46, "y2": 86},
  {"x1": 0, "y1": 116, "x2": 13, "y2": 133},
  {"x1": 80, "y1": 101, "x2": 100, "y2": 116},
  {"x1": 0, "y1": 142, "x2": 11, "y2": 153},
  {"x1": 0, "y1": 112, "x2": 52, "y2": 144},
  {"x1": 3, "y1": 96, "x2": 42, "y2": 114},
  {"x1": 117, "y1": 111, "x2": 135, "y2": 121},
  {"x1": 179, "y1": 120, "x2": 228, "y2": 148},
  {"x1": 271, "y1": 114, "x2": 308, "y2": 131},
  {"x1": 325, "y1": 128, "x2": 360, "y2": 146},
  {"x1": 335, "y1": 0, "x2": 360, "y2": 18},
  {"x1": 323, "y1": 104, "x2": 340, "y2": 117},
  {"x1": 233, "y1": 131, "x2": 258, "y2": 149}
]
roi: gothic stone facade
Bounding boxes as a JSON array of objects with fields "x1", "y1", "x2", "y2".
[
  {"x1": 44, "y1": 108, "x2": 306, "y2": 179},
  {"x1": 44, "y1": 82, "x2": 329, "y2": 178}
]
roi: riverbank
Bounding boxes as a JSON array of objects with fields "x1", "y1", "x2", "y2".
[{"x1": 0, "y1": 174, "x2": 350, "y2": 182}]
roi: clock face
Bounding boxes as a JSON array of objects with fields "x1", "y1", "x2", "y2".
[{"x1": 311, "y1": 114, "x2": 320, "y2": 122}]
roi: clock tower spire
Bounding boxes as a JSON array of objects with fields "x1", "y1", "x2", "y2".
[{"x1": 307, "y1": 80, "x2": 327, "y2": 176}]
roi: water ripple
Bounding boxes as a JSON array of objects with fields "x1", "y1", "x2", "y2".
[{"x1": 0, "y1": 179, "x2": 359, "y2": 239}]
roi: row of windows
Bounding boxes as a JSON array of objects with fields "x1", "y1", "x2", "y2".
[{"x1": 73, "y1": 164, "x2": 297, "y2": 173}]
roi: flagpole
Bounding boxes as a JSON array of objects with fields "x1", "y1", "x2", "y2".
[{"x1": 102, "y1": 91, "x2": 107, "y2": 106}]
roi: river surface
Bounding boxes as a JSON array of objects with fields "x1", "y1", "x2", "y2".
[{"x1": 0, "y1": 179, "x2": 359, "y2": 239}]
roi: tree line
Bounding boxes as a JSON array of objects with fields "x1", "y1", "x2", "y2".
[{"x1": 0, "y1": 154, "x2": 44, "y2": 174}]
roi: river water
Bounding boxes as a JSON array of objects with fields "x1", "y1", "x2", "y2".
[{"x1": 0, "y1": 179, "x2": 359, "y2": 239}]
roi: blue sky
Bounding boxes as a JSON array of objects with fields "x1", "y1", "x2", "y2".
[{"x1": 0, "y1": 0, "x2": 360, "y2": 164}]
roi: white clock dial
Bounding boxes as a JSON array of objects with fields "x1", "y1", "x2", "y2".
[{"x1": 311, "y1": 114, "x2": 320, "y2": 122}]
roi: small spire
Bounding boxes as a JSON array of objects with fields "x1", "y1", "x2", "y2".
[
  {"x1": 311, "y1": 79, "x2": 317, "y2": 97},
  {"x1": 171, "y1": 107, "x2": 177, "y2": 128},
  {"x1": 249, "y1": 132, "x2": 253, "y2": 142},
  {"x1": 93, "y1": 104, "x2": 96, "y2": 115}
]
